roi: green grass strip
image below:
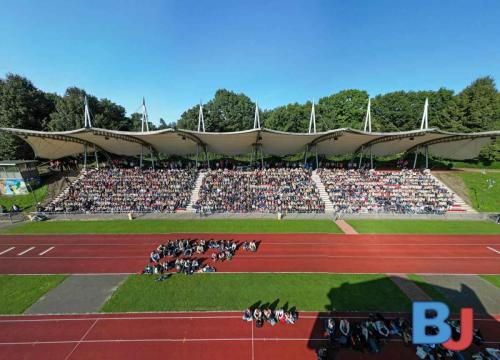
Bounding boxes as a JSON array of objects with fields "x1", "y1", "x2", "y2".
[
  {"x1": 0, "y1": 185, "x2": 48, "y2": 213},
  {"x1": 480, "y1": 275, "x2": 500, "y2": 289},
  {"x1": 347, "y1": 220, "x2": 500, "y2": 234},
  {"x1": 1, "y1": 219, "x2": 342, "y2": 235},
  {"x1": 102, "y1": 273, "x2": 411, "y2": 313},
  {"x1": 0, "y1": 275, "x2": 67, "y2": 314},
  {"x1": 407, "y1": 274, "x2": 459, "y2": 313},
  {"x1": 455, "y1": 172, "x2": 500, "y2": 212}
]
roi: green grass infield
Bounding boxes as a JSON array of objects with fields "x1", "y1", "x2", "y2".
[
  {"x1": 0, "y1": 275, "x2": 67, "y2": 314},
  {"x1": 480, "y1": 275, "x2": 500, "y2": 289},
  {"x1": 102, "y1": 273, "x2": 411, "y2": 313},
  {"x1": 347, "y1": 220, "x2": 500, "y2": 234},
  {"x1": 1, "y1": 219, "x2": 342, "y2": 234}
]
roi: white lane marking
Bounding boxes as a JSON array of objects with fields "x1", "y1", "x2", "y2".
[
  {"x1": 251, "y1": 319, "x2": 255, "y2": 360},
  {"x1": 0, "y1": 338, "x2": 498, "y2": 346},
  {"x1": 0, "y1": 314, "x2": 497, "y2": 323},
  {"x1": 38, "y1": 247, "x2": 55, "y2": 256},
  {"x1": 487, "y1": 246, "x2": 500, "y2": 255},
  {"x1": 0, "y1": 242, "x2": 499, "y2": 246},
  {"x1": 64, "y1": 319, "x2": 98, "y2": 360},
  {"x1": 8, "y1": 255, "x2": 500, "y2": 260},
  {"x1": 16, "y1": 247, "x2": 35, "y2": 256},
  {"x1": 0, "y1": 247, "x2": 15, "y2": 255}
]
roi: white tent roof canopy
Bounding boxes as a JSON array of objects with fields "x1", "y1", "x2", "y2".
[{"x1": 1, "y1": 127, "x2": 498, "y2": 160}]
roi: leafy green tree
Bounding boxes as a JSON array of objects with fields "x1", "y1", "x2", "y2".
[
  {"x1": 317, "y1": 90, "x2": 369, "y2": 131},
  {"x1": 0, "y1": 74, "x2": 55, "y2": 159},
  {"x1": 262, "y1": 103, "x2": 310, "y2": 132},
  {"x1": 94, "y1": 98, "x2": 129, "y2": 130},
  {"x1": 48, "y1": 87, "x2": 97, "y2": 130},
  {"x1": 178, "y1": 89, "x2": 255, "y2": 132},
  {"x1": 455, "y1": 77, "x2": 500, "y2": 132}
]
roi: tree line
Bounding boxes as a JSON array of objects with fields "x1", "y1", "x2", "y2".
[{"x1": 0, "y1": 73, "x2": 498, "y2": 160}]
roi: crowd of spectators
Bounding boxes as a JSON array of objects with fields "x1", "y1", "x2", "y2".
[
  {"x1": 195, "y1": 168, "x2": 325, "y2": 213},
  {"x1": 317, "y1": 169, "x2": 454, "y2": 214},
  {"x1": 45, "y1": 167, "x2": 197, "y2": 213}
]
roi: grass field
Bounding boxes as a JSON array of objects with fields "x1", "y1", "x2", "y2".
[
  {"x1": 347, "y1": 220, "x2": 500, "y2": 234},
  {"x1": 407, "y1": 274, "x2": 459, "y2": 313},
  {"x1": 102, "y1": 273, "x2": 411, "y2": 313},
  {"x1": 0, "y1": 219, "x2": 342, "y2": 234},
  {"x1": 0, "y1": 185, "x2": 48, "y2": 212},
  {"x1": 451, "y1": 161, "x2": 500, "y2": 169},
  {"x1": 455, "y1": 172, "x2": 500, "y2": 212},
  {"x1": 0, "y1": 275, "x2": 67, "y2": 314},
  {"x1": 481, "y1": 275, "x2": 500, "y2": 289}
]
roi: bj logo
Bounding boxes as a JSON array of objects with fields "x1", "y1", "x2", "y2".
[{"x1": 412, "y1": 302, "x2": 473, "y2": 351}]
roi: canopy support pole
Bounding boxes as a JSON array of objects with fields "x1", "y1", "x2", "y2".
[
  {"x1": 204, "y1": 146, "x2": 210, "y2": 169},
  {"x1": 303, "y1": 145, "x2": 309, "y2": 167},
  {"x1": 195, "y1": 145, "x2": 199, "y2": 168},
  {"x1": 315, "y1": 146, "x2": 319, "y2": 169},
  {"x1": 150, "y1": 146, "x2": 155, "y2": 170},
  {"x1": 425, "y1": 145, "x2": 429, "y2": 169},
  {"x1": 370, "y1": 146, "x2": 373, "y2": 169},
  {"x1": 140, "y1": 146, "x2": 143, "y2": 168},
  {"x1": 83, "y1": 144, "x2": 87, "y2": 170},
  {"x1": 94, "y1": 144, "x2": 99, "y2": 169},
  {"x1": 260, "y1": 144, "x2": 264, "y2": 169},
  {"x1": 413, "y1": 147, "x2": 419, "y2": 169},
  {"x1": 358, "y1": 146, "x2": 364, "y2": 169}
]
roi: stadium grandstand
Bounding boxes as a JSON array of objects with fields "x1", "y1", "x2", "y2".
[{"x1": 1, "y1": 98, "x2": 498, "y2": 215}]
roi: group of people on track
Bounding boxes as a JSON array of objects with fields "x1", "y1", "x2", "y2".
[
  {"x1": 316, "y1": 313, "x2": 487, "y2": 360},
  {"x1": 242, "y1": 306, "x2": 298, "y2": 327},
  {"x1": 142, "y1": 238, "x2": 258, "y2": 275}
]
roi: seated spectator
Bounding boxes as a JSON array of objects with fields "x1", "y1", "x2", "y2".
[
  {"x1": 253, "y1": 308, "x2": 263, "y2": 321},
  {"x1": 242, "y1": 308, "x2": 253, "y2": 322},
  {"x1": 198, "y1": 265, "x2": 216, "y2": 273},
  {"x1": 142, "y1": 265, "x2": 153, "y2": 274},
  {"x1": 339, "y1": 319, "x2": 350, "y2": 337},
  {"x1": 150, "y1": 251, "x2": 160, "y2": 263},
  {"x1": 324, "y1": 318, "x2": 335, "y2": 338},
  {"x1": 263, "y1": 308, "x2": 277, "y2": 326}
]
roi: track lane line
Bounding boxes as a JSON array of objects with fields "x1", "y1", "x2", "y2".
[
  {"x1": 0, "y1": 338, "x2": 498, "y2": 346},
  {"x1": 16, "y1": 247, "x2": 35, "y2": 256},
  {"x1": 38, "y1": 247, "x2": 55, "y2": 256},
  {"x1": 0, "y1": 247, "x2": 15, "y2": 255},
  {"x1": 64, "y1": 319, "x2": 98, "y2": 360},
  {"x1": 486, "y1": 246, "x2": 500, "y2": 254}
]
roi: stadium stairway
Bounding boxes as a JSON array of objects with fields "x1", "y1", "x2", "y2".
[
  {"x1": 185, "y1": 171, "x2": 206, "y2": 213},
  {"x1": 312, "y1": 170, "x2": 334, "y2": 213},
  {"x1": 429, "y1": 172, "x2": 476, "y2": 214},
  {"x1": 47, "y1": 172, "x2": 83, "y2": 207}
]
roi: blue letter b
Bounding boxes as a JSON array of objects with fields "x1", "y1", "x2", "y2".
[{"x1": 412, "y1": 302, "x2": 451, "y2": 344}]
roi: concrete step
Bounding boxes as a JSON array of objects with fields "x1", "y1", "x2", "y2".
[
  {"x1": 312, "y1": 170, "x2": 334, "y2": 213},
  {"x1": 185, "y1": 171, "x2": 206, "y2": 213},
  {"x1": 429, "y1": 172, "x2": 477, "y2": 214}
]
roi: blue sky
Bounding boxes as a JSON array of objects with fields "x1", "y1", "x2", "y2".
[{"x1": 0, "y1": 0, "x2": 499, "y2": 124}]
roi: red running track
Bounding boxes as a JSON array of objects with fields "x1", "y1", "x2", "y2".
[
  {"x1": 0, "y1": 312, "x2": 498, "y2": 360},
  {"x1": 0, "y1": 234, "x2": 499, "y2": 274}
]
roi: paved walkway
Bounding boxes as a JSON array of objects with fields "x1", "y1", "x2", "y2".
[
  {"x1": 335, "y1": 220, "x2": 358, "y2": 234},
  {"x1": 421, "y1": 275, "x2": 500, "y2": 315},
  {"x1": 25, "y1": 274, "x2": 127, "y2": 314},
  {"x1": 388, "y1": 274, "x2": 431, "y2": 301}
]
